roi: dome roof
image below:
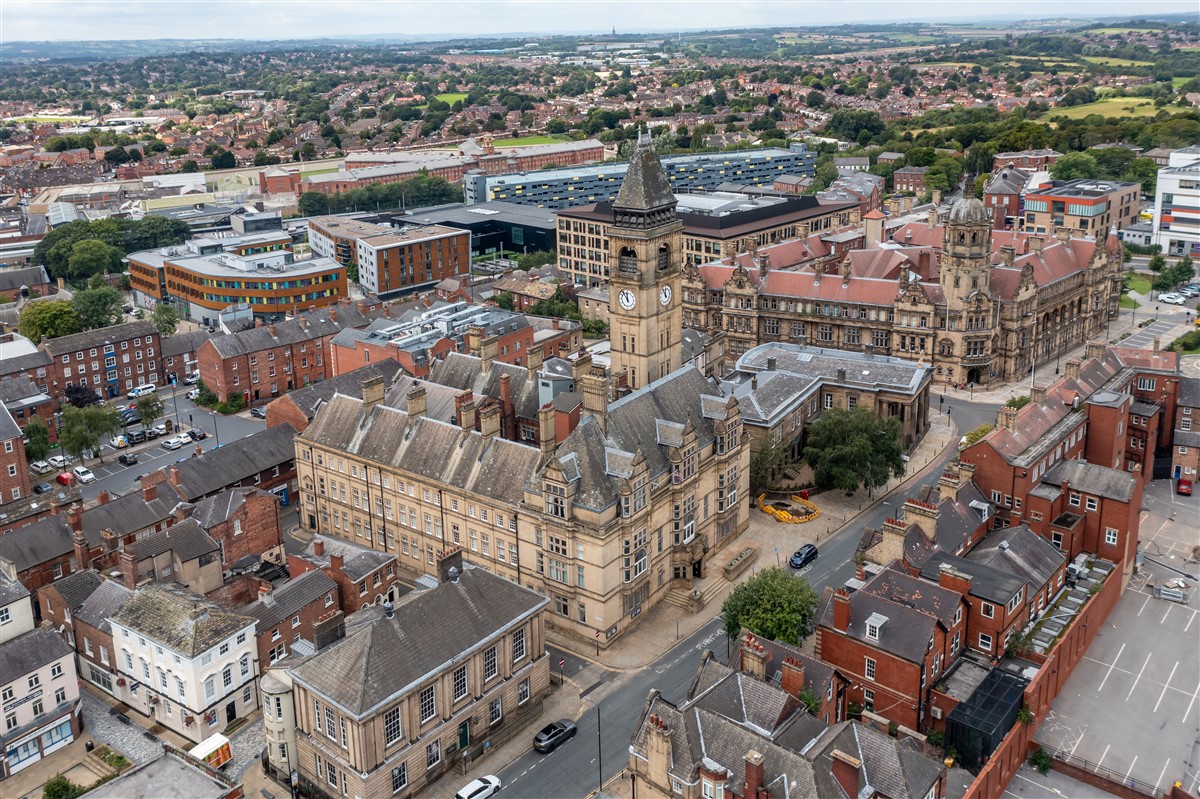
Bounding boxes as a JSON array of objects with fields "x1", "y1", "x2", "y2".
[{"x1": 947, "y1": 197, "x2": 991, "y2": 226}]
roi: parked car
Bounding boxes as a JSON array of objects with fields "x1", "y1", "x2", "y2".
[
  {"x1": 127, "y1": 384, "x2": 157, "y2": 398},
  {"x1": 109, "y1": 436, "x2": 128, "y2": 449},
  {"x1": 127, "y1": 429, "x2": 148, "y2": 445},
  {"x1": 789, "y1": 544, "x2": 819, "y2": 569},
  {"x1": 454, "y1": 776, "x2": 502, "y2": 799},
  {"x1": 118, "y1": 452, "x2": 140, "y2": 467},
  {"x1": 122, "y1": 412, "x2": 142, "y2": 427},
  {"x1": 187, "y1": 429, "x2": 207, "y2": 441},
  {"x1": 30, "y1": 460, "x2": 52, "y2": 475},
  {"x1": 72, "y1": 466, "x2": 96, "y2": 484},
  {"x1": 1178, "y1": 479, "x2": 1193, "y2": 496},
  {"x1": 533, "y1": 720, "x2": 577, "y2": 754},
  {"x1": 186, "y1": 388, "x2": 200, "y2": 401},
  {"x1": 1160, "y1": 293, "x2": 1186, "y2": 305},
  {"x1": 151, "y1": 423, "x2": 169, "y2": 437},
  {"x1": 160, "y1": 436, "x2": 186, "y2": 451},
  {"x1": 250, "y1": 407, "x2": 267, "y2": 419},
  {"x1": 56, "y1": 472, "x2": 74, "y2": 486},
  {"x1": 47, "y1": 455, "x2": 70, "y2": 469},
  {"x1": 33, "y1": 482, "x2": 53, "y2": 495},
  {"x1": 1179, "y1": 286, "x2": 1200, "y2": 298},
  {"x1": 183, "y1": 372, "x2": 200, "y2": 385},
  {"x1": 144, "y1": 427, "x2": 159, "y2": 440}
]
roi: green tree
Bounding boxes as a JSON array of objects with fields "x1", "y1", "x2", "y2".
[
  {"x1": 297, "y1": 192, "x2": 330, "y2": 216},
  {"x1": 18, "y1": 300, "x2": 83, "y2": 342},
  {"x1": 962, "y1": 424, "x2": 993, "y2": 448},
  {"x1": 209, "y1": 149, "x2": 236, "y2": 169},
  {"x1": 1050, "y1": 152, "x2": 1100, "y2": 181},
  {"x1": 59, "y1": 404, "x2": 122, "y2": 464},
  {"x1": 64, "y1": 383, "x2": 101, "y2": 408},
  {"x1": 42, "y1": 774, "x2": 87, "y2": 799},
  {"x1": 72, "y1": 285, "x2": 124, "y2": 330},
  {"x1": 66, "y1": 239, "x2": 123, "y2": 282},
  {"x1": 151, "y1": 302, "x2": 179, "y2": 336},
  {"x1": 1147, "y1": 253, "x2": 1166, "y2": 274},
  {"x1": 721, "y1": 567, "x2": 819, "y2": 646},
  {"x1": 802, "y1": 408, "x2": 904, "y2": 496},
  {"x1": 181, "y1": 160, "x2": 199, "y2": 173},
  {"x1": 494, "y1": 292, "x2": 514, "y2": 311},
  {"x1": 749, "y1": 439, "x2": 794, "y2": 493},
  {"x1": 515, "y1": 250, "x2": 558, "y2": 271},
  {"x1": 136, "y1": 393, "x2": 164, "y2": 430},
  {"x1": 23, "y1": 416, "x2": 51, "y2": 462}
]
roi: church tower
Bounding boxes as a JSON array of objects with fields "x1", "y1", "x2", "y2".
[
  {"x1": 608, "y1": 130, "x2": 683, "y2": 390},
  {"x1": 940, "y1": 197, "x2": 993, "y2": 305}
]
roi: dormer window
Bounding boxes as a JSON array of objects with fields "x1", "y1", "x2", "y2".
[
  {"x1": 865, "y1": 612, "x2": 888, "y2": 641},
  {"x1": 545, "y1": 483, "x2": 566, "y2": 518}
]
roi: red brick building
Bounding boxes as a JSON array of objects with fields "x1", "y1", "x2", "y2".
[
  {"x1": 733, "y1": 631, "x2": 849, "y2": 726},
  {"x1": 0, "y1": 405, "x2": 31, "y2": 505},
  {"x1": 982, "y1": 168, "x2": 1031, "y2": 230},
  {"x1": 264, "y1": 362, "x2": 402, "y2": 433},
  {"x1": 35, "y1": 569, "x2": 134, "y2": 695},
  {"x1": 185, "y1": 486, "x2": 284, "y2": 569},
  {"x1": 40, "y1": 321, "x2": 162, "y2": 401},
  {"x1": 992, "y1": 149, "x2": 1061, "y2": 172},
  {"x1": 246, "y1": 568, "x2": 340, "y2": 667},
  {"x1": 892, "y1": 166, "x2": 929, "y2": 194},
  {"x1": 257, "y1": 166, "x2": 301, "y2": 195},
  {"x1": 141, "y1": 423, "x2": 299, "y2": 504},
  {"x1": 0, "y1": 376, "x2": 58, "y2": 444},
  {"x1": 0, "y1": 510, "x2": 78, "y2": 603},
  {"x1": 1173, "y1": 377, "x2": 1200, "y2": 482},
  {"x1": 288, "y1": 534, "x2": 401, "y2": 612}
]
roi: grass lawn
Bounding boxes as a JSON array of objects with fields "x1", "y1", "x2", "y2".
[
  {"x1": 491, "y1": 135, "x2": 563, "y2": 147},
  {"x1": 922, "y1": 62, "x2": 980, "y2": 69},
  {"x1": 1127, "y1": 274, "x2": 1151, "y2": 294},
  {"x1": 5, "y1": 115, "x2": 89, "y2": 123},
  {"x1": 1119, "y1": 295, "x2": 1138, "y2": 309},
  {"x1": 1084, "y1": 27, "x2": 1157, "y2": 34},
  {"x1": 300, "y1": 167, "x2": 340, "y2": 177},
  {"x1": 1080, "y1": 55, "x2": 1154, "y2": 67},
  {"x1": 435, "y1": 92, "x2": 468, "y2": 105},
  {"x1": 1173, "y1": 77, "x2": 1194, "y2": 88},
  {"x1": 1053, "y1": 97, "x2": 1180, "y2": 120}
]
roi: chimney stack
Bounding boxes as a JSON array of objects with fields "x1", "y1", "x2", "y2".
[
  {"x1": 1085, "y1": 341, "x2": 1106, "y2": 361},
  {"x1": 740, "y1": 633, "x2": 767, "y2": 680},
  {"x1": 902, "y1": 498, "x2": 940, "y2": 540},
  {"x1": 406, "y1": 384, "x2": 427, "y2": 419},
  {"x1": 437, "y1": 546, "x2": 465, "y2": 584},
  {"x1": 313, "y1": 539, "x2": 325, "y2": 557},
  {"x1": 66, "y1": 503, "x2": 82, "y2": 535},
  {"x1": 581, "y1": 372, "x2": 609, "y2": 433},
  {"x1": 937, "y1": 561, "x2": 973, "y2": 596},
  {"x1": 646, "y1": 709, "x2": 673, "y2": 785},
  {"x1": 780, "y1": 656, "x2": 807, "y2": 699},
  {"x1": 539, "y1": 403, "x2": 557, "y2": 461},
  {"x1": 832, "y1": 588, "x2": 851, "y2": 632},
  {"x1": 361, "y1": 375, "x2": 385, "y2": 409},
  {"x1": 743, "y1": 751, "x2": 766, "y2": 799},
  {"x1": 142, "y1": 481, "x2": 158, "y2": 503},
  {"x1": 120, "y1": 549, "x2": 138, "y2": 590},
  {"x1": 999, "y1": 244, "x2": 1014, "y2": 266},
  {"x1": 830, "y1": 750, "x2": 862, "y2": 799},
  {"x1": 479, "y1": 334, "x2": 499, "y2": 373},
  {"x1": 455, "y1": 390, "x2": 476, "y2": 430},
  {"x1": 268, "y1": 323, "x2": 277, "y2": 337},
  {"x1": 258, "y1": 584, "x2": 274, "y2": 606},
  {"x1": 479, "y1": 403, "x2": 501, "y2": 440},
  {"x1": 329, "y1": 553, "x2": 344, "y2": 575},
  {"x1": 1065, "y1": 359, "x2": 1081, "y2": 379},
  {"x1": 526, "y1": 344, "x2": 544, "y2": 377},
  {"x1": 996, "y1": 405, "x2": 1018, "y2": 432},
  {"x1": 72, "y1": 527, "x2": 90, "y2": 572},
  {"x1": 1028, "y1": 236, "x2": 1044, "y2": 253},
  {"x1": 96, "y1": 490, "x2": 110, "y2": 506},
  {"x1": 1030, "y1": 384, "x2": 1046, "y2": 404}
]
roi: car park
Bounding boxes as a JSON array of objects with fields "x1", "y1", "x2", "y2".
[
  {"x1": 56, "y1": 472, "x2": 73, "y2": 486},
  {"x1": 47, "y1": 455, "x2": 70, "y2": 469},
  {"x1": 144, "y1": 427, "x2": 159, "y2": 440},
  {"x1": 1178, "y1": 479, "x2": 1193, "y2": 496},
  {"x1": 187, "y1": 429, "x2": 207, "y2": 441},
  {"x1": 122, "y1": 412, "x2": 142, "y2": 427},
  {"x1": 30, "y1": 460, "x2": 52, "y2": 475},
  {"x1": 183, "y1": 372, "x2": 200, "y2": 385},
  {"x1": 533, "y1": 719, "x2": 577, "y2": 754},
  {"x1": 127, "y1": 429, "x2": 147, "y2": 445},
  {"x1": 152, "y1": 423, "x2": 169, "y2": 437},
  {"x1": 250, "y1": 407, "x2": 267, "y2": 419},
  {"x1": 118, "y1": 452, "x2": 139, "y2": 466},
  {"x1": 161, "y1": 436, "x2": 186, "y2": 451},
  {"x1": 33, "y1": 482, "x2": 53, "y2": 495},
  {"x1": 72, "y1": 466, "x2": 97, "y2": 484},
  {"x1": 789, "y1": 544, "x2": 819, "y2": 568},
  {"x1": 127, "y1": 384, "x2": 157, "y2": 398},
  {"x1": 454, "y1": 776, "x2": 502, "y2": 799}
]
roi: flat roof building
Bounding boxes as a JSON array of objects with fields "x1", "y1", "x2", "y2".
[{"x1": 1021, "y1": 178, "x2": 1140, "y2": 238}]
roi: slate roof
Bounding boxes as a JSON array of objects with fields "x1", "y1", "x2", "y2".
[
  {"x1": 0, "y1": 349, "x2": 52, "y2": 379},
  {"x1": 965, "y1": 524, "x2": 1066, "y2": 594},
  {"x1": 549, "y1": 366, "x2": 730, "y2": 512},
  {"x1": 0, "y1": 571, "x2": 30, "y2": 608},
  {"x1": 860, "y1": 565, "x2": 963, "y2": 629},
  {"x1": 299, "y1": 393, "x2": 539, "y2": 508},
  {"x1": 382, "y1": 374, "x2": 462, "y2": 426},
  {"x1": 246, "y1": 569, "x2": 337, "y2": 631},
  {"x1": 1041, "y1": 460, "x2": 1135, "y2": 503},
  {"x1": 427, "y1": 352, "x2": 540, "y2": 420},
  {"x1": 0, "y1": 265, "x2": 51, "y2": 293},
  {"x1": 301, "y1": 535, "x2": 394, "y2": 582},
  {"x1": 164, "y1": 424, "x2": 297, "y2": 499},
  {"x1": 188, "y1": 487, "x2": 274, "y2": 530},
  {"x1": 690, "y1": 659, "x2": 805, "y2": 737},
  {"x1": 0, "y1": 515, "x2": 73, "y2": 574},
  {"x1": 0, "y1": 375, "x2": 43, "y2": 404},
  {"x1": 0, "y1": 405, "x2": 20, "y2": 441},
  {"x1": 83, "y1": 490, "x2": 177, "y2": 544},
  {"x1": 0, "y1": 626, "x2": 73, "y2": 683},
  {"x1": 42, "y1": 321, "x2": 158, "y2": 356},
  {"x1": 819, "y1": 586, "x2": 939, "y2": 665},
  {"x1": 1177, "y1": 377, "x2": 1200, "y2": 409},
  {"x1": 727, "y1": 629, "x2": 838, "y2": 704},
  {"x1": 128, "y1": 518, "x2": 219, "y2": 563},
  {"x1": 613, "y1": 131, "x2": 677, "y2": 212},
  {"x1": 48, "y1": 568, "x2": 103, "y2": 610},
  {"x1": 290, "y1": 567, "x2": 547, "y2": 717},
  {"x1": 75, "y1": 579, "x2": 134, "y2": 634},
  {"x1": 205, "y1": 305, "x2": 371, "y2": 359},
  {"x1": 160, "y1": 329, "x2": 212, "y2": 359},
  {"x1": 111, "y1": 585, "x2": 255, "y2": 657},
  {"x1": 920, "y1": 553, "x2": 1026, "y2": 604},
  {"x1": 809, "y1": 721, "x2": 944, "y2": 799},
  {"x1": 275, "y1": 362, "x2": 403, "y2": 422}
]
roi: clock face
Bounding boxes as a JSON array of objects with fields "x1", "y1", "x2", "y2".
[
  {"x1": 618, "y1": 289, "x2": 636, "y2": 310},
  {"x1": 659, "y1": 285, "x2": 672, "y2": 306}
]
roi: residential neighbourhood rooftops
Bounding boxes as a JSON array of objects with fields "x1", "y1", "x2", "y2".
[
  {"x1": 127, "y1": 518, "x2": 219, "y2": 563},
  {"x1": 0, "y1": 626, "x2": 74, "y2": 683},
  {"x1": 41, "y1": 320, "x2": 158, "y2": 355},
  {"x1": 161, "y1": 423, "x2": 297, "y2": 499},
  {"x1": 246, "y1": 569, "x2": 337, "y2": 631}
]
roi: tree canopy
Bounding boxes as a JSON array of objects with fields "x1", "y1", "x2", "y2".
[
  {"x1": 18, "y1": 300, "x2": 83, "y2": 342},
  {"x1": 151, "y1": 302, "x2": 180, "y2": 336},
  {"x1": 72, "y1": 285, "x2": 124, "y2": 330},
  {"x1": 136, "y1": 393, "x2": 165, "y2": 430},
  {"x1": 66, "y1": 239, "x2": 124, "y2": 282},
  {"x1": 23, "y1": 416, "x2": 51, "y2": 462},
  {"x1": 802, "y1": 408, "x2": 905, "y2": 495},
  {"x1": 34, "y1": 217, "x2": 189, "y2": 283},
  {"x1": 721, "y1": 566, "x2": 819, "y2": 646},
  {"x1": 59, "y1": 404, "x2": 122, "y2": 464}
]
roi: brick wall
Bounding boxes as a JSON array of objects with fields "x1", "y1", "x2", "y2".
[
  {"x1": 0, "y1": 432, "x2": 31, "y2": 503},
  {"x1": 204, "y1": 491, "x2": 283, "y2": 568}
]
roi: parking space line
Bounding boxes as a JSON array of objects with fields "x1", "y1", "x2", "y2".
[
  {"x1": 1096, "y1": 744, "x2": 1111, "y2": 768},
  {"x1": 1097, "y1": 643, "x2": 1125, "y2": 691},
  {"x1": 1125, "y1": 755, "x2": 1138, "y2": 780},
  {"x1": 1184, "y1": 679, "x2": 1200, "y2": 723},
  {"x1": 1068, "y1": 729, "x2": 1084, "y2": 759},
  {"x1": 1186, "y1": 610, "x2": 1197, "y2": 633},
  {"x1": 1137, "y1": 594, "x2": 1152, "y2": 616},
  {"x1": 1161, "y1": 604, "x2": 1172, "y2": 624},
  {"x1": 1154, "y1": 662, "x2": 1179, "y2": 713},
  {"x1": 1155, "y1": 759, "x2": 1171, "y2": 792}
]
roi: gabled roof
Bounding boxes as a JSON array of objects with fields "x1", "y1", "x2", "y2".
[
  {"x1": 164, "y1": 424, "x2": 297, "y2": 499},
  {"x1": 188, "y1": 486, "x2": 275, "y2": 530},
  {"x1": 204, "y1": 305, "x2": 371, "y2": 358},
  {"x1": 0, "y1": 627, "x2": 73, "y2": 683},
  {"x1": 246, "y1": 569, "x2": 337, "y2": 631},
  {"x1": 427, "y1": 352, "x2": 540, "y2": 420},
  {"x1": 964, "y1": 524, "x2": 1066, "y2": 595},
  {"x1": 808, "y1": 721, "x2": 944, "y2": 799},
  {"x1": 127, "y1": 518, "x2": 218, "y2": 563},
  {"x1": 290, "y1": 567, "x2": 546, "y2": 717},
  {"x1": 75, "y1": 579, "x2": 134, "y2": 634},
  {"x1": 819, "y1": 586, "x2": 939, "y2": 664},
  {"x1": 111, "y1": 584, "x2": 255, "y2": 657},
  {"x1": 47, "y1": 568, "x2": 103, "y2": 610},
  {"x1": 0, "y1": 515, "x2": 73, "y2": 574},
  {"x1": 42, "y1": 321, "x2": 158, "y2": 356},
  {"x1": 274, "y1": 362, "x2": 403, "y2": 422},
  {"x1": 301, "y1": 534, "x2": 394, "y2": 582},
  {"x1": 160, "y1": 329, "x2": 212, "y2": 359},
  {"x1": 859, "y1": 564, "x2": 963, "y2": 630},
  {"x1": 83, "y1": 490, "x2": 177, "y2": 545},
  {"x1": 1041, "y1": 460, "x2": 1135, "y2": 503}
]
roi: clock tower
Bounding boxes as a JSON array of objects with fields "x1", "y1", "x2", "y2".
[{"x1": 608, "y1": 130, "x2": 683, "y2": 390}]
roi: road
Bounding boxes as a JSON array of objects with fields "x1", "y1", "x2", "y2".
[
  {"x1": 75, "y1": 385, "x2": 266, "y2": 502},
  {"x1": 496, "y1": 398, "x2": 1001, "y2": 798}
]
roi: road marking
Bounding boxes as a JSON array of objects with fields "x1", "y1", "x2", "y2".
[
  {"x1": 1155, "y1": 759, "x2": 1172, "y2": 792},
  {"x1": 1125, "y1": 756, "x2": 1138, "y2": 781},
  {"x1": 1068, "y1": 729, "x2": 1084, "y2": 759},
  {"x1": 1137, "y1": 594, "x2": 1152, "y2": 616},
  {"x1": 1154, "y1": 661, "x2": 1179, "y2": 713},
  {"x1": 1096, "y1": 744, "x2": 1111, "y2": 768},
  {"x1": 1097, "y1": 643, "x2": 1125, "y2": 692},
  {"x1": 1125, "y1": 652, "x2": 1151, "y2": 701},
  {"x1": 1184, "y1": 678, "x2": 1200, "y2": 723},
  {"x1": 1185, "y1": 609, "x2": 1197, "y2": 633}
]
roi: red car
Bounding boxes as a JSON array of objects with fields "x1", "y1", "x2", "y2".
[
  {"x1": 1178, "y1": 479, "x2": 1193, "y2": 496},
  {"x1": 56, "y1": 472, "x2": 74, "y2": 486}
]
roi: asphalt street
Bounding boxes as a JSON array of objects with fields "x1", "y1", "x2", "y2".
[{"x1": 495, "y1": 397, "x2": 1003, "y2": 798}]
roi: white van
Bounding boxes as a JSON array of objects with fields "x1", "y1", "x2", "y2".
[{"x1": 128, "y1": 384, "x2": 157, "y2": 398}]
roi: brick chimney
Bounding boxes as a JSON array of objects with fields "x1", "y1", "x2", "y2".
[
  {"x1": 142, "y1": 481, "x2": 158, "y2": 502},
  {"x1": 780, "y1": 656, "x2": 807, "y2": 699},
  {"x1": 72, "y1": 527, "x2": 90, "y2": 571},
  {"x1": 1030, "y1": 384, "x2": 1046, "y2": 404},
  {"x1": 329, "y1": 553, "x2": 344, "y2": 575},
  {"x1": 740, "y1": 633, "x2": 767, "y2": 680},
  {"x1": 167, "y1": 465, "x2": 181, "y2": 488},
  {"x1": 581, "y1": 372, "x2": 608, "y2": 434},
  {"x1": 479, "y1": 403, "x2": 501, "y2": 440},
  {"x1": 361, "y1": 375, "x2": 385, "y2": 409},
  {"x1": 743, "y1": 751, "x2": 766, "y2": 799},
  {"x1": 455, "y1": 390, "x2": 475, "y2": 430},
  {"x1": 328, "y1": 307, "x2": 338, "y2": 324},
  {"x1": 101, "y1": 529, "x2": 119, "y2": 554},
  {"x1": 1065, "y1": 359, "x2": 1081, "y2": 380},
  {"x1": 499, "y1": 373, "x2": 513, "y2": 418},
  {"x1": 832, "y1": 589, "x2": 851, "y2": 632},
  {"x1": 830, "y1": 749, "x2": 862, "y2": 799},
  {"x1": 902, "y1": 498, "x2": 940, "y2": 540},
  {"x1": 313, "y1": 539, "x2": 325, "y2": 557},
  {"x1": 268, "y1": 323, "x2": 277, "y2": 337},
  {"x1": 406, "y1": 384, "x2": 427, "y2": 419},
  {"x1": 539, "y1": 403, "x2": 557, "y2": 462},
  {"x1": 645, "y1": 711, "x2": 673, "y2": 785},
  {"x1": 96, "y1": 490, "x2": 110, "y2": 506},
  {"x1": 120, "y1": 549, "x2": 138, "y2": 590},
  {"x1": 66, "y1": 503, "x2": 82, "y2": 535},
  {"x1": 437, "y1": 546, "x2": 464, "y2": 584},
  {"x1": 937, "y1": 561, "x2": 973, "y2": 596},
  {"x1": 526, "y1": 344, "x2": 544, "y2": 377}
]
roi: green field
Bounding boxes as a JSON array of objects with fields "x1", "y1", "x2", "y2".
[
  {"x1": 921, "y1": 62, "x2": 981, "y2": 69},
  {"x1": 1174, "y1": 77, "x2": 1194, "y2": 88},
  {"x1": 1080, "y1": 56, "x2": 1154, "y2": 67},
  {"x1": 1053, "y1": 97, "x2": 1180, "y2": 120},
  {"x1": 1127, "y1": 274, "x2": 1151, "y2": 295},
  {"x1": 491, "y1": 135, "x2": 563, "y2": 147},
  {"x1": 300, "y1": 167, "x2": 340, "y2": 177},
  {"x1": 1119, "y1": 295, "x2": 1138, "y2": 309},
  {"x1": 1084, "y1": 27, "x2": 1157, "y2": 34},
  {"x1": 435, "y1": 92, "x2": 468, "y2": 105},
  {"x1": 5, "y1": 115, "x2": 89, "y2": 123}
]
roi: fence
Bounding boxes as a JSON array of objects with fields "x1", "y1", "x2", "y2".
[{"x1": 1036, "y1": 742, "x2": 1163, "y2": 799}]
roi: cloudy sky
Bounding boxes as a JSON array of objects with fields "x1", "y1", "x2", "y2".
[{"x1": 3, "y1": 0, "x2": 1196, "y2": 42}]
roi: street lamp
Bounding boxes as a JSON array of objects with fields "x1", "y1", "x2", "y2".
[{"x1": 210, "y1": 411, "x2": 221, "y2": 449}]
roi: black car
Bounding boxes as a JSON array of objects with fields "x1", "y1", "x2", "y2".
[
  {"x1": 33, "y1": 482, "x2": 53, "y2": 494},
  {"x1": 122, "y1": 413, "x2": 142, "y2": 427},
  {"x1": 118, "y1": 453, "x2": 139, "y2": 466},
  {"x1": 533, "y1": 720, "x2": 577, "y2": 754},
  {"x1": 144, "y1": 427, "x2": 159, "y2": 440},
  {"x1": 250, "y1": 407, "x2": 267, "y2": 419},
  {"x1": 187, "y1": 429, "x2": 208, "y2": 441},
  {"x1": 788, "y1": 544, "x2": 819, "y2": 569}
]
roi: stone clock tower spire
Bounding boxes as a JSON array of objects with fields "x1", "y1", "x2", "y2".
[{"x1": 608, "y1": 129, "x2": 683, "y2": 390}]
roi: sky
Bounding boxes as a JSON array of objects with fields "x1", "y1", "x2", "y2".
[{"x1": 2, "y1": 0, "x2": 1197, "y2": 42}]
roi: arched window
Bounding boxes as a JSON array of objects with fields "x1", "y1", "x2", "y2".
[
  {"x1": 657, "y1": 243, "x2": 670, "y2": 272},
  {"x1": 618, "y1": 246, "x2": 638, "y2": 275}
]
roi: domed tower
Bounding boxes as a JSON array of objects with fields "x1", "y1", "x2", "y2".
[{"x1": 940, "y1": 197, "x2": 993, "y2": 305}]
